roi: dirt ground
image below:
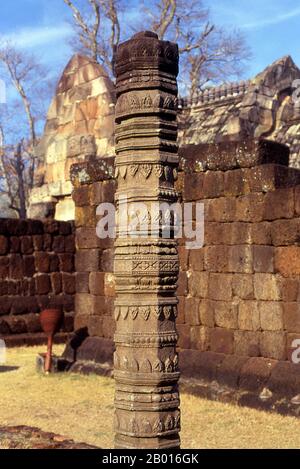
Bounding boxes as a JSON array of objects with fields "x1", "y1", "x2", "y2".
[{"x1": 1, "y1": 345, "x2": 300, "y2": 449}]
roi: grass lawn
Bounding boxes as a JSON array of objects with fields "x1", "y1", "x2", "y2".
[{"x1": 1, "y1": 345, "x2": 300, "y2": 449}]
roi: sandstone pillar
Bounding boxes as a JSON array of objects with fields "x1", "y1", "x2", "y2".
[{"x1": 114, "y1": 31, "x2": 180, "y2": 449}]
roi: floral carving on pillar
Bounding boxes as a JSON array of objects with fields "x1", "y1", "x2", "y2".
[{"x1": 114, "y1": 31, "x2": 180, "y2": 449}]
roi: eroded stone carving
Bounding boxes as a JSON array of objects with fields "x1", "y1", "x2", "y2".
[{"x1": 114, "y1": 31, "x2": 180, "y2": 449}]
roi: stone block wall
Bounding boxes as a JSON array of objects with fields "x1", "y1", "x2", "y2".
[
  {"x1": 71, "y1": 159, "x2": 116, "y2": 343},
  {"x1": 179, "y1": 55, "x2": 300, "y2": 169},
  {"x1": 29, "y1": 54, "x2": 115, "y2": 221},
  {"x1": 0, "y1": 219, "x2": 75, "y2": 346},
  {"x1": 176, "y1": 140, "x2": 300, "y2": 409},
  {"x1": 69, "y1": 140, "x2": 300, "y2": 411}
]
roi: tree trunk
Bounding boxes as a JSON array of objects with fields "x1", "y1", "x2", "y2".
[{"x1": 15, "y1": 142, "x2": 27, "y2": 219}]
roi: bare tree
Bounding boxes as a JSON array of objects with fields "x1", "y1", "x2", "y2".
[
  {"x1": 0, "y1": 123, "x2": 30, "y2": 218},
  {"x1": 0, "y1": 42, "x2": 50, "y2": 218},
  {"x1": 64, "y1": 0, "x2": 250, "y2": 97},
  {"x1": 63, "y1": 0, "x2": 121, "y2": 75},
  {"x1": 0, "y1": 44, "x2": 39, "y2": 145},
  {"x1": 141, "y1": 0, "x2": 251, "y2": 99}
]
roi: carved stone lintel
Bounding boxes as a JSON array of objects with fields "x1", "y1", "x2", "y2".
[{"x1": 114, "y1": 31, "x2": 180, "y2": 449}]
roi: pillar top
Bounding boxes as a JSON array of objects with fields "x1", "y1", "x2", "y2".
[
  {"x1": 132, "y1": 31, "x2": 159, "y2": 40},
  {"x1": 115, "y1": 31, "x2": 179, "y2": 79}
]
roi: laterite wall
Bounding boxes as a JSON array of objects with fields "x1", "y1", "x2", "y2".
[
  {"x1": 71, "y1": 159, "x2": 116, "y2": 347},
  {"x1": 0, "y1": 218, "x2": 75, "y2": 346},
  {"x1": 176, "y1": 140, "x2": 300, "y2": 406},
  {"x1": 70, "y1": 141, "x2": 300, "y2": 408}
]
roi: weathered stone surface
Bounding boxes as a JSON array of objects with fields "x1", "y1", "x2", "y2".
[
  {"x1": 263, "y1": 188, "x2": 294, "y2": 221},
  {"x1": 224, "y1": 169, "x2": 248, "y2": 196},
  {"x1": 65, "y1": 235, "x2": 76, "y2": 253},
  {"x1": 235, "y1": 193, "x2": 265, "y2": 222},
  {"x1": 253, "y1": 245, "x2": 274, "y2": 273},
  {"x1": 185, "y1": 298, "x2": 200, "y2": 325},
  {"x1": 260, "y1": 331, "x2": 286, "y2": 360},
  {"x1": 207, "y1": 197, "x2": 236, "y2": 223},
  {"x1": 28, "y1": 54, "x2": 115, "y2": 221},
  {"x1": 0, "y1": 258, "x2": 9, "y2": 279},
  {"x1": 259, "y1": 302, "x2": 283, "y2": 331},
  {"x1": 202, "y1": 171, "x2": 224, "y2": 198},
  {"x1": 188, "y1": 271, "x2": 209, "y2": 298},
  {"x1": 238, "y1": 301, "x2": 260, "y2": 331},
  {"x1": 204, "y1": 245, "x2": 229, "y2": 272},
  {"x1": 75, "y1": 206, "x2": 97, "y2": 228},
  {"x1": 35, "y1": 275, "x2": 51, "y2": 295},
  {"x1": 187, "y1": 250, "x2": 204, "y2": 273},
  {"x1": 281, "y1": 278, "x2": 300, "y2": 302},
  {"x1": 71, "y1": 158, "x2": 114, "y2": 188},
  {"x1": 51, "y1": 272, "x2": 62, "y2": 295},
  {"x1": 228, "y1": 245, "x2": 253, "y2": 273},
  {"x1": 0, "y1": 219, "x2": 75, "y2": 341},
  {"x1": 199, "y1": 299, "x2": 214, "y2": 327},
  {"x1": 210, "y1": 327, "x2": 234, "y2": 354},
  {"x1": 183, "y1": 173, "x2": 204, "y2": 201},
  {"x1": 274, "y1": 246, "x2": 300, "y2": 277},
  {"x1": 216, "y1": 355, "x2": 248, "y2": 388},
  {"x1": 75, "y1": 272, "x2": 90, "y2": 293},
  {"x1": 75, "y1": 249, "x2": 100, "y2": 272},
  {"x1": 232, "y1": 274, "x2": 254, "y2": 299},
  {"x1": 59, "y1": 253, "x2": 74, "y2": 272},
  {"x1": 253, "y1": 273, "x2": 281, "y2": 300},
  {"x1": 100, "y1": 249, "x2": 114, "y2": 272},
  {"x1": 239, "y1": 357, "x2": 276, "y2": 391},
  {"x1": 52, "y1": 236, "x2": 65, "y2": 253},
  {"x1": 249, "y1": 222, "x2": 272, "y2": 245},
  {"x1": 90, "y1": 180, "x2": 116, "y2": 205},
  {"x1": 34, "y1": 252, "x2": 50, "y2": 273},
  {"x1": 9, "y1": 254, "x2": 23, "y2": 279},
  {"x1": 20, "y1": 236, "x2": 34, "y2": 254},
  {"x1": 10, "y1": 236, "x2": 21, "y2": 253},
  {"x1": 0, "y1": 425, "x2": 97, "y2": 449},
  {"x1": 180, "y1": 138, "x2": 290, "y2": 172},
  {"x1": 208, "y1": 273, "x2": 232, "y2": 301},
  {"x1": 283, "y1": 303, "x2": 300, "y2": 333},
  {"x1": 179, "y1": 350, "x2": 224, "y2": 381},
  {"x1": 234, "y1": 330, "x2": 260, "y2": 356},
  {"x1": 179, "y1": 55, "x2": 300, "y2": 169},
  {"x1": 190, "y1": 326, "x2": 211, "y2": 351},
  {"x1": 76, "y1": 227, "x2": 105, "y2": 249},
  {"x1": 177, "y1": 324, "x2": 191, "y2": 349},
  {"x1": 62, "y1": 273, "x2": 76, "y2": 295},
  {"x1": 0, "y1": 236, "x2": 8, "y2": 255},
  {"x1": 214, "y1": 301, "x2": 238, "y2": 329},
  {"x1": 177, "y1": 271, "x2": 188, "y2": 296},
  {"x1": 113, "y1": 32, "x2": 180, "y2": 449},
  {"x1": 271, "y1": 219, "x2": 300, "y2": 246},
  {"x1": 268, "y1": 361, "x2": 300, "y2": 397}
]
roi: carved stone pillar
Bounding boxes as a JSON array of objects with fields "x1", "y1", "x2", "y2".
[{"x1": 114, "y1": 31, "x2": 180, "y2": 449}]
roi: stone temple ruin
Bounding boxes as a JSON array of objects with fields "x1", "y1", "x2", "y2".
[
  {"x1": 2, "y1": 36, "x2": 300, "y2": 445},
  {"x1": 180, "y1": 55, "x2": 300, "y2": 168},
  {"x1": 28, "y1": 54, "x2": 300, "y2": 221},
  {"x1": 29, "y1": 54, "x2": 115, "y2": 221}
]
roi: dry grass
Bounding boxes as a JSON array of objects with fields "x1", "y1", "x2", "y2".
[{"x1": 1, "y1": 346, "x2": 300, "y2": 449}]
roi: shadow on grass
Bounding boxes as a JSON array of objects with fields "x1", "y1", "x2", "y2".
[{"x1": 0, "y1": 366, "x2": 19, "y2": 373}]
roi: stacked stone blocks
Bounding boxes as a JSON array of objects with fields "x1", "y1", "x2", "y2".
[
  {"x1": 0, "y1": 219, "x2": 75, "y2": 345},
  {"x1": 71, "y1": 159, "x2": 116, "y2": 341},
  {"x1": 173, "y1": 140, "x2": 300, "y2": 403}
]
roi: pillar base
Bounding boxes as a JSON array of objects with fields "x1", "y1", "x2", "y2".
[{"x1": 115, "y1": 434, "x2": 180, "y2": 449}]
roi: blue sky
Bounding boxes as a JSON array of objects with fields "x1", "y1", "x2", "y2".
[
  {"x1": 207, "y1": 0, "x2": 300, "y2": 77},
  {"x1": 0, "y1": 0, "x2": 300, "y2": 85}
]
